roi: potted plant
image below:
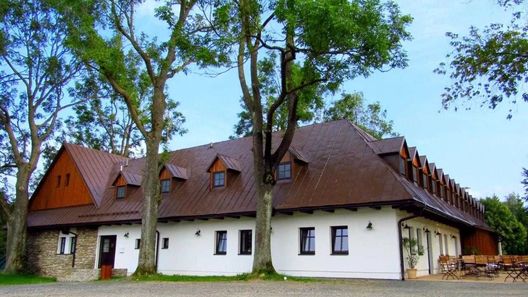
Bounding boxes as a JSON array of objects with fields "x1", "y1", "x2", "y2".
[{"x1": 403, "y1": 237, "x2": 424, "y2": 279}]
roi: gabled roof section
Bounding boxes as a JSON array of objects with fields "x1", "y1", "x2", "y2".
[
  {"x1": 288, "y1": 146, "x2": 309, "y2": 164},
  {"x1": 113, "y1": 169, "x2": 142, "y2": 186},
  {"x1": 429, "y1": 163, "x2": 437, "y2": 179},
  {"x1": 419, "y1": 155, "x2": 430, "y2": 174},
  {"x1": 163, "y1": 164, "x2": 189, "y2": 180},
  {"x1": 64, "y1": 143, "x2": 127, "y2": 207},
  {"x1": 369, "y1": 136, "x2": 406, "y2": 155},
  {"x1": 208, "y1": 154, "x2": 241, "y2": 172},
  {"x1": 408, "y1": 147, "x2": 421, "y2": 167}
]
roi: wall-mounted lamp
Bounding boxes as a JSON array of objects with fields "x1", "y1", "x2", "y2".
[
  {"x1": 434, "y1": 230, "x2": 441, "y2": 236},
  {"x1": 403, "y1": 224, "x2": 410, "y2": 229},
  {"x1": 195, "y1": 230, "x2": 201, "y2": 237},
  {"x1": 366, "y1": 221, "x2": 373, "y2": 230},
  {"x1": 124, "y1": 232, "x2": 129, "y2": 238},
  {"x1": 451, "y1": 235, "x2": 457, "y2": 239},
  {"x1": 423, "y1": 228, "x2": 430, "y2": 233}
]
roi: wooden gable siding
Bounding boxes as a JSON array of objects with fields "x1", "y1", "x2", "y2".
[
  {"x1": 30, "y1": 149, "x2": 93, "y2": 211},
  {"x1": 114, "y1": 175, "x2": 127, "y2": 186},
  {"x1": 209, "y1": 158, "x2": 227, "y2": 188},
  {"x1": 462, "y1": 229, "x2": 497, "y2": 255},
  {"x1": 160, "y1": 168, "x2": 172, "y2": 180}
]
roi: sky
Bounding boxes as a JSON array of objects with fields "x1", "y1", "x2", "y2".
[{"x1": 137, "y1": 0, "x2": 527, "y2": 200}]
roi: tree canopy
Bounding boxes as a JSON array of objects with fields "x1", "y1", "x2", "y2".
[
  {"x1": 436, "y1": 0, "x2": 528, "y2": 118},
  {"x1": 481, "y1": 195, "x2": 527, "y2": 254},
  {"x1": 232, "y1": 0, "x2": 411, "y2": 273}
]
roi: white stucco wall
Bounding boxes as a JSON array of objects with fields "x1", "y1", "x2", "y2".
[
  {"x1": 397, "y1": 213, "x2": 461, "y2": 277},
  {"x1": 96, "y1": 207, "x2": 459, "y2": 279}
]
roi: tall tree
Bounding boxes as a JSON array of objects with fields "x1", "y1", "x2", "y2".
[
  {"x1": 481, "y1": 195, "x2": 527, "y2": 254},
  {"x1": 436, "y1": 0, "x2": 527, "y2": 118},
  {"x1": 0, "y1": 0, "x2": 82, "y2": 273},
  {"x1": 234, "y1": 0, "x2": 411, "y2": 274},
  {"x1": 323, "y1": 92, "x2": 396, "y2": 140},
  {"x1": 522, "y1": 168, "x2": 528, "y2": 201},
  {"x1": 504, "y1": 192, "x2": 528, "y2": 230},
  {"x1": 57, "y1": 0, "x2": 228, "y2": 275}
]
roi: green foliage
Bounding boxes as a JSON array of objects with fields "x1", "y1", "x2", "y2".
[
  {"x1": 323, "y1": 92, "x2": 396, "y2": 139},
  {"x1": 522, "y1": 168, "x2": 528, "y2": 201},
  {"x1": 481, "y1": 195, "x2": 528, "y2": 254},
  {"x1": 0, "y1": 273, "x2": 56, "y2": 285},
  {"x1": 436, "y1": 0, "x2": 528, "y2": 118},
  {"x1": 402, "y1": 237, "x2": 424, "y2": 269}
]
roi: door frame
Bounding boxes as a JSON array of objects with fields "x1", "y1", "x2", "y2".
[{"x1": 98, "y1": 235, "x2": 117, "y2": 268}]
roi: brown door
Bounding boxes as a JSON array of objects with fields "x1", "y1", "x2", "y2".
[{"x1": 98, "y1": 235, "x2": 117, "y2": 268}]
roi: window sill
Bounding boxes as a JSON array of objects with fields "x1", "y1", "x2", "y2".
[
  {"x1": 214, "y1": 253, "x2": 226, "y2": 256},
  {"x1": 298, "y1": 252, "x2": 315, "y2": 256},
  {"x1": 238, "y1": 253, "x2": 252, "y2": 256},
  {"x1": 331, "y1": 252, "x2": 349, "y2": 256}
]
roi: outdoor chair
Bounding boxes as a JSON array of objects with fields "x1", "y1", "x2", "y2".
[
  {"x1": 503, "y1": 255, "x2": 520, "y2": 282},
  {"x1": 439, "y1": 256, "x2": 458, "y2": 280},
  {"x1": 486, "y1": 255, "x2": 500, "y2": 277},
  {"x1": 462, "y1": 255, "x2": 478, "y2": 276}
]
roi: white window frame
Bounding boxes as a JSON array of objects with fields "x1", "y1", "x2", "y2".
[{"x1": 57, "y1": 231, "x2": 75, "y2": 255}]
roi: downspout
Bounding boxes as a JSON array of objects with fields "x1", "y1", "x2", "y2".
[
  {"x1": 155, "y1": 230, "x2": 160, "y2": 271},
  {"x1": 68, "y1": 230, "x2": 78, "y2": 268},
  {"x1": 397, "y1": 207, "x2": 424, "y2": 281}
]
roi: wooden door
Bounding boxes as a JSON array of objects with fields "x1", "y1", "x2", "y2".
[{"x1": 98, "y1": 235, "x2": 117, "y2": 268}]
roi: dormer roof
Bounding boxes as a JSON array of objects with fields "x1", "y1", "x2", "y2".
[
  {"x1": 288, "y1": 146, "x2": 309, "y2": 164},
  {"x1": 113, "y1": 169, "x2": 142, "y2": 186},
  {"x1": 208, "y1": 154, "x2": 241, "y2": 172},
  {"x1": 163, "y1": 164, "x2": 189, "y2": 180}
]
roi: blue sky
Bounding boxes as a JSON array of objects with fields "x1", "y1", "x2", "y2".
[{"x1": 140, "y1": 0, "x2": 528, "y2": 199}]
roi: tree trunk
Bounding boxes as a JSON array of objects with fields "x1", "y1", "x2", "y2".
[
  {"x1": 252, "y1": 181, "x2": 275, "y2": 274},
  {"x1": 3, "y1": 166, "x2": 30, "y2": 273},
  {"x1": 134, "y1": 139, "x2": 161, "y2": 275}
]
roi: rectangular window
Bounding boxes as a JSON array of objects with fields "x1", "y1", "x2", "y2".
[
  {"x1": 438, "y1": 233, "x2": 443, "y2": 255},
  {"x1": 444, "y1": 234, "x2": 449, "y2": 255},
  {"x1": 422, "y1": 174, "x2": 427, "y2": 189},
  {"x1": 162, "y1": 238, "x2": 169, "y2": 249},
  {"x1": 277, "y1": 162, "x2": 292, "y2": 180},
  {"x1": 416, "y1": 228, "x2": 423, "y2": 251},
  {"x1": 239, "y1": 230, "x2": 252, "y2": 255},
  {"x1": 299, "y1": 227, "x2": 315, "y2": 255},
  {"x1": 213, "y1": 172, "x2": 225, "y2": 188},
  {"x1": 56, "y1": 175, "x2": 61, "y2": 188},
  {"x1": 65, "y1": 173, "x2": 70, "y2": 186},
  {"x1": 59, "y1": 237, "x2": 66, "y2": 254},
  {"x1": 453, "y1": 236, "x2": 459, "y2": 256},
  {"x1": 399, "y1": 158, "x2": 406, "y2": 175},
  {"x1": 331, "y1": 226, "x2": 348, "y2": 255},
  {"x1": 215, "y1": 231, "x2": 227, "y2": 255},
  {"x1": 116, "y1": 186, "x2": 126, "y2": 199},
  {"x1": 135, "y1": 239, "x2": 141, "y2": 250},
  {"x1": 160, "y1": 179, "x2": 171, "y2": 193},
  {"x1": 70, "y1": 236, "x2": 76, "y2": 254}
]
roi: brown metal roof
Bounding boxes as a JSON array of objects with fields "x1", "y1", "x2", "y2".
[
  {"x1": 28, "y1": 120, "x2": 487, "y2": 231},
  {"x1": 208, "y1": 154, "x2": 242, "y2": 172},
  {"x1": 369, "y1": 136, "x2": 405, "y2": 155},
  {"x1": 288, "y1": 146, "x2": 309, "y2": 164},
  {"x1": 164, "y1": 164, "x2": 189, "y2": 180}
]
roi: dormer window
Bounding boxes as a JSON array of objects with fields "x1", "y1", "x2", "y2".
[
  {"x1": 116, "y1": 186, "x2": 126, "y2": 199},
  {"x1": 213, "y1": 171, "x2": 225, "y2": 188},
  {"x1": 160, "y1": 179, "x2": 171, "y2": 193},
  {"x1": 277, "y1": 162, "x2": 292, "y2": 180}
]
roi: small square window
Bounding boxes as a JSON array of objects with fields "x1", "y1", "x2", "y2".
[
  {"x1": 239, "y1": 230, "x2": 252, "y2": 255},
  {"x1": 135, "y1": 239, "x2": 141, "y2": 250},
  {"x1": 65, "y1": 173, "x2": 70, "y2": 187},
  {"x1": 56, "y1": 175, "x2": 61, "y2": 188},
  {"x1": 116, "y1": 186, "x2": 126, "y2": 199},
  {"x1": 215, "y1": 231, "x2": 227, "y2": 255},
  {"x1": 161, "y1": 179, "x2": 171, "y2": 193},
  {"x1": 162, "y1": 238, "x2": 169, "y2": 249},
  {"x1": 277, "y1": 162, "x2": 292, "y2": 180},
  {"x1": 331, "y1": 226, "x2": 348, "y2": 255},
  {"x1": 299, "y1": 227, "x2": 315, "y2": 255},
  {"x1": 213, "y1": 172, "x2": 225, "y2": 188}
]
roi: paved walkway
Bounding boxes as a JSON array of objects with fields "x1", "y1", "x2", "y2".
[{"x1": 0, "y1": 279, "x2": 527, "y2": 297}]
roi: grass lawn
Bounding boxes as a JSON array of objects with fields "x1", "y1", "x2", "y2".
[{"x1": 0, "y1": 274, "x2": 56, "y2": 286}]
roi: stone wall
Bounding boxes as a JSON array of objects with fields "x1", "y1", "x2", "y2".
[{"x1": 27, "y1": 227, "x2": 99, "y2": 280}]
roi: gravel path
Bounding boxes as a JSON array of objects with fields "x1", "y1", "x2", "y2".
[{"x1": 0, "y1": 279, "x2": 526, "y2": 297}]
